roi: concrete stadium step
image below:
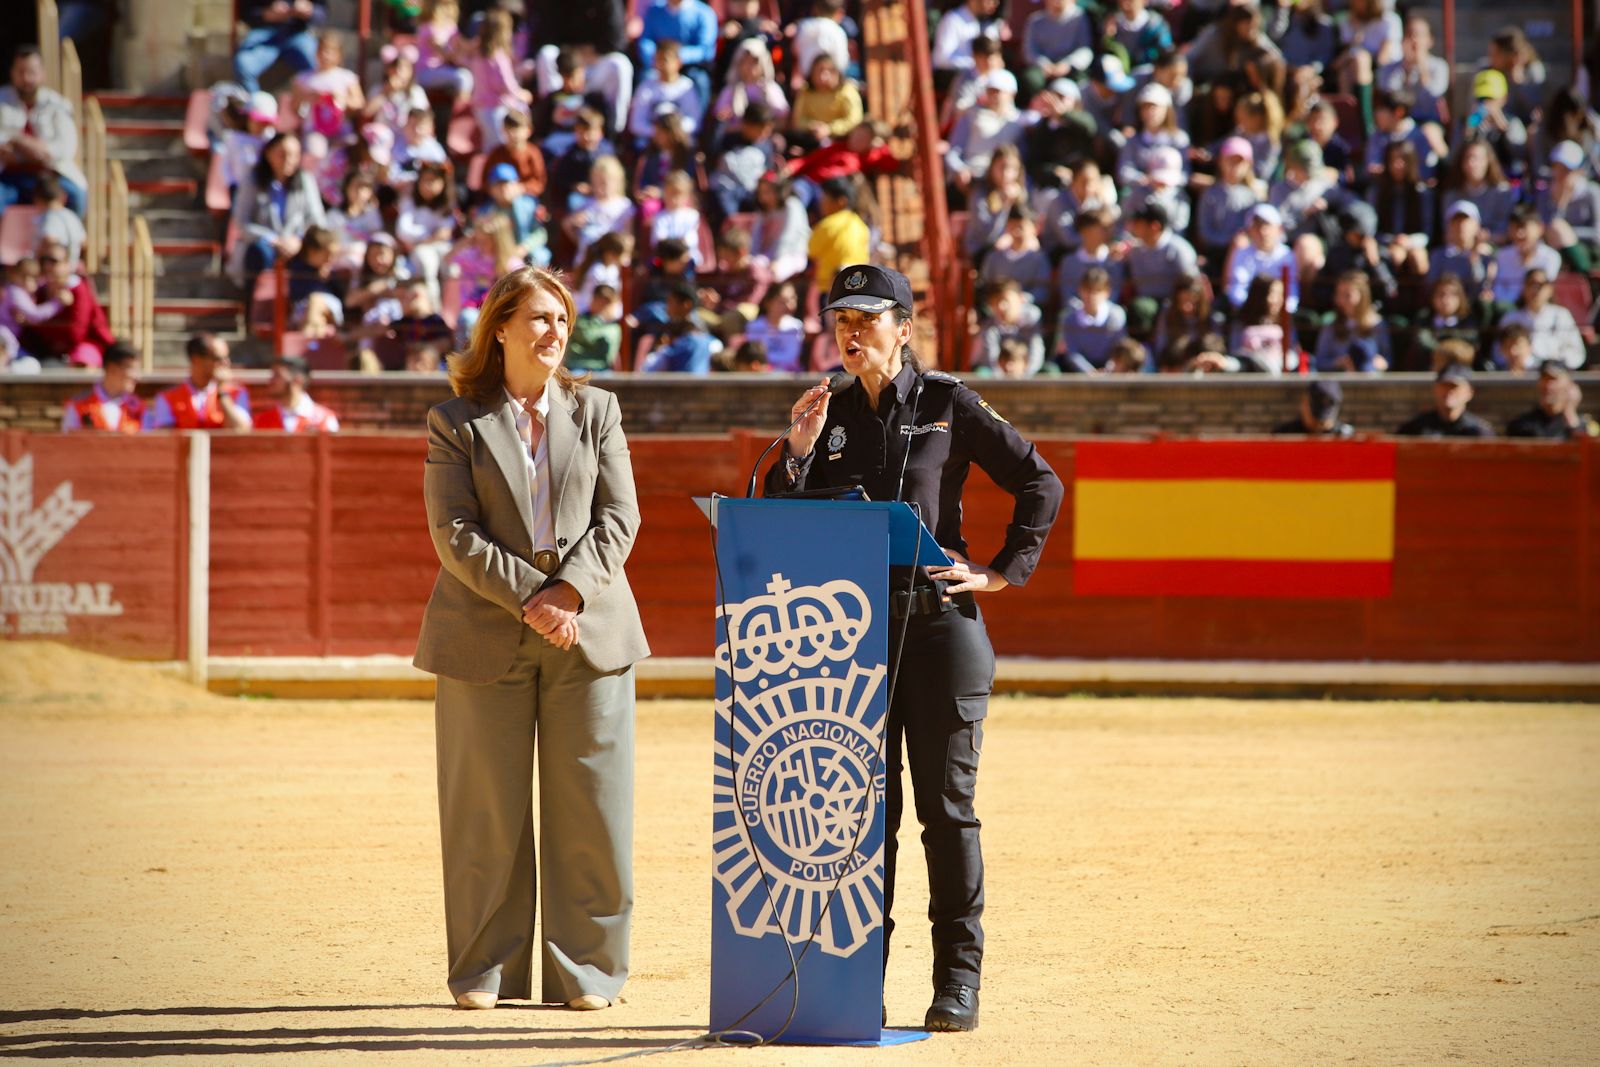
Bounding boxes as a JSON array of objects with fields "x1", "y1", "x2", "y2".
[
  {"x1": 127, "y1": 178, "x2": 202, "y2": 213},
  {"x1": 113, "y1": 148, "x2": 205, "y2": 183},
  {"x1": 154, "y1": 299, "x2": 243, "y2": 335},
  {"x1": 92, "y1": 92, "x2": 189, "y2": 120},
  {"x1": 154, "y1": 271, "x2": 239, "y2": 300},
  {"x1": 152, "y1": 239, "x2": 222, "y2": 274},
  {"x1": 140, "y1": 209, "x2": 223, "y2": 242}
]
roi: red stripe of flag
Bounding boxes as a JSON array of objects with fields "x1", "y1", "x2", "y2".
[
  {"x1": 1073, "y1": 559, "x2": 1393, "y2": 599},
  {"x1": 1074, "y1": 441, "x2": 1397, "y2": 482}
]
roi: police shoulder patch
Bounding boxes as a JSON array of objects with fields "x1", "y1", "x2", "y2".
[
  {"x1": 976, "y1": 397, "x2": 1009, "y2": 424},
  {"x1": 921, "y1": 370, "x2": 963, "y2": 386}
]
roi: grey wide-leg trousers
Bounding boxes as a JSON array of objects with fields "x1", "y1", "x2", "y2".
[{"x1": 435, "y1": 625, "x2": 635, "y2": 1004}]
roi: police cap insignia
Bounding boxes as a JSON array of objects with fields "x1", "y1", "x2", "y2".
[{"x1": 844, "y1": 271, "x2": 867, "y2": 290}]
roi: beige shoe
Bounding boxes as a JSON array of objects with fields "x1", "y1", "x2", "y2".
[
  {"x1": 455, "y1": 991, "x2": 498, "y2": 1010},
  {"x1": 566, "y1": 994, "x2": 610, "y2": 1010}
]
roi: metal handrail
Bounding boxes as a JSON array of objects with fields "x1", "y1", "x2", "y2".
[
  {"x1": 133, "y1": 216, "x2": 155, "y2": 367},
  {"x1": 37, "y1": 0, "x2": 59, "y2": 93}
]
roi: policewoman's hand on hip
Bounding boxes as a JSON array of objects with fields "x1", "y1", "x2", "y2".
[
  {"x1": 787, "y1": 377, "x2": 833, "y2": 458},
  {"x1": 928, "y1": 550, "x2": 1010, "y2": 595}
]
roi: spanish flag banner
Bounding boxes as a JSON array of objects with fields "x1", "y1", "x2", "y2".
[{"x1": 1073, "y1": 441, "x2": 1397, "y2": 598}]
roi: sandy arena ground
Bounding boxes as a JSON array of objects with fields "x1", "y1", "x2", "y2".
[{"x1": 0, "y1": 643, "x2": 1596, "y2": 1067}]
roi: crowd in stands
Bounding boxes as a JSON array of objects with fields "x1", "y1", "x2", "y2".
[{"x1": 942, "y1": 0, "x2": 1599, "y2": 379}]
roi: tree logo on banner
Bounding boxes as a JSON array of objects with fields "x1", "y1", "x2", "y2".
[
  {"x1": 0, "y1": 455, "x2": 122, "y2": 636},
  {"x1": 712, "y1": 573, "x2": 888, "y2": 958}
]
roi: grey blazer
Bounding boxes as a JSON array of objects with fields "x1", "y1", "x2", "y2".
[{"x1": 414, "y1": 385, "x2": 651, "y2": 684}]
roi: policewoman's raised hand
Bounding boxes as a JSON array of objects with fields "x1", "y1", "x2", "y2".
[
  {"x1": 928, "y1": 549, "x2": 1010, "y2": 595},
  {"x1": 787, "y1": 377, "x2": 833, "y2": 458}
]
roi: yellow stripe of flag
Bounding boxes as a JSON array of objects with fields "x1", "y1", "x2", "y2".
[{"x1": 1074, "y1": 479, "x2": 1396, "y2": 562}]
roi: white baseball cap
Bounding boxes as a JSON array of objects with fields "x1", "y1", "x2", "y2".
[
  {"x1": 981, "y1": 69, "x2": 1019, "y2": 96},
  {"x1": 1136, "y1": 82, "x2": 1173, "y2": 110}
]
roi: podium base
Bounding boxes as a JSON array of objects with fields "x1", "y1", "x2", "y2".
[{"x1": 775, "y1": 1028, "x2": 931, "y2": 1048}]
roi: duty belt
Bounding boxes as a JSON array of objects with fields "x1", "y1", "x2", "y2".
[
  {"x1": 889, "y1": 586, "x2": 975, "y2": 618},
  {"x1": 534, "y1": 549, "x2": 560, "y2": 573}
]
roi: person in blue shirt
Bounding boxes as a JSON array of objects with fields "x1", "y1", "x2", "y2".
[
  {"x1": 639, "y1": 281, "x2": 713, "y2": 372},
  {"x1": 637, "y1": 0, "x2": 720, "y2": 107}
]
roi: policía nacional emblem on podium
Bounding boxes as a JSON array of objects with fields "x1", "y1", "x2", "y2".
[{"x1": 712, "y1": 572, "x2": 888, "y2": 958}]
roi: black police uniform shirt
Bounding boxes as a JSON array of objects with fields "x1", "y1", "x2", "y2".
[
  {"x1": 1506, "y1": 406, "x2": 1598, "y2": 440},
  {"x1": 1396, "y1": 409, "x2": 1496, "y2": 438},
  {"x1": 763, "y1": 364, "x2": 1063, "y2": 587},
  {"x1": 1271, "y1": 418, "x2": 1355, "y2": 437}
]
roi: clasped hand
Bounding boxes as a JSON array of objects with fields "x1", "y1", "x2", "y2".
[
  {"x1": 523, "y1": 581, "x2": 581, "y2": 651},
  {"x1": 928, "y1": 550, "x2": 1009, "y2": 595}
]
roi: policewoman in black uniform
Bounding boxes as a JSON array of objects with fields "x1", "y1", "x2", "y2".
[{"x1": 763, "y1": 264, "x2": 1063, "y2": 1032}]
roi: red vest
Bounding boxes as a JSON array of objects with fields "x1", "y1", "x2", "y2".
[
  {"x1": 68, "y1": 391, "x2": 144, "y2": 434},
  {"x1": 161, "y1": 382, "x2": 243, "y2": 429},
  {"x1": 252, "y1": 400, "x2": 336, "y2": 432}
]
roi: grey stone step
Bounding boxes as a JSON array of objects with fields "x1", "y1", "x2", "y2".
[
  {"x1": 154, "y1": 272, "x2": 240, "y2": 299},
  {"x1": 142, "y1": 211, "x2": 223, "y2": 241},
  {"x1": 127, "y1": 187, "x2": 204, "y2": 212},
  {"x1": 117, "y1": 152, "x2": 207, "y2": 183}
]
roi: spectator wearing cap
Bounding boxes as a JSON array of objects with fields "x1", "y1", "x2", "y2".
[
  {"x1": 1536, "y1": 141, "x2": 1600, "y2": 274},
  {"x1": 1196, "y1": 136, "x2": 1264, "y2": 264},
  {"x1": 252, "y1": 357, "x2": 340, "y2": 432},
  {"x1": 1310, "y1": 202, "x2": 1397, "y2": 313},
  {"x1": 1121, "y1": 145, "x2": 1191, "y2": 236},
  {"x1": 1125, "y1": 201, "x2": 1198, "y2": 331},
  {"x1": 938, "y1": 36, "x2": 1006, "y2": 133},
  {"x1": 1105, "y1": 0, "x2": 1173, "y2": 71},
  {"x1": 627, "y1": 40, "x2": 703, "y2": 149},
  {"x1": 1497, "y1": 269, "x2": 1586, "y2": 370},
  {"x1": 1398, "y1": 365, "x2": 1495, "y2": 437},
  {"x1": 1082, "y1": 55, "x2": 1134, "y2": 150},
  {"x1": 1534, "y1": 88, "x2": 1600, "y2": 183},
  {"x1": 637, "y1": 0, "x2": 720, "y2": 107},
  {"x1": 0, "y1": 45, "x2": 89, "y2": 217},
  {"x1": 1490, "y1": 204, "x2": 1564, "y2": 308},
  {"x1": 1020, "y1": 78, "x2": 1096, "y2": 190},
  {"x1": 1312, "y1": 270, "x2": 1390, "y2": 373},
  {"x1": 1427, "y1": 201, "x2": 1490, "y2": 296},
  {"x1": 1121, "y1": 49, "x2": 1193, "y2": 130},
  {"x1": 932, "y1": 0, "x2": 1005, "y2": 80},
  {"x1": 1274, "y1": 380, "x2": 1354, "y2": 437},
  {"x1": 1270, "y1": 139, "x2": 1341, "y2": 247},
  {"x1": 479, "y1": 163, "x2": 547, "y2": 265},
  {"x1": 1223, "y1": 203, "x2": 1299, "y2": 314},
  {"x1": 943, "y1": 68, "x2": 1023, "y2": 194},
  {"x1": 1116, "y1": 82, "x2": 1190, "y2": 188},
  {"x1": 1020, "y1": 0, "x2": 1093, "y2": 102},
  {"x1": 1376, "y1": 15, "x2": 1451, "y2": 127},
  {"x1": 232, "y1": 0, "x2": 325, "y2": 95},
  {"x1": 219, "y1": 91, "x2": 278, "y2": 197},
  {"x1": 977, "y1": 203, "x2": 1052, "y2": 307},
  {"x1": 1441, "y1": 140, "x2": 1516, "y2": 243},
  {"x1": 1462, "y1": 68, "x2": 1528, "y2": 180},
  {"x1": 1507, "y1": 361, "x2": 1600, "y2": 439}
]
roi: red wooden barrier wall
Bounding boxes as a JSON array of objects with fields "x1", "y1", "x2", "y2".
[
  {"x1": 1, "y1": 429, "x2": 189, "y2": 660},
  {"x1": 4, "y1": 432, "x2": 1596, "y2": 665}
]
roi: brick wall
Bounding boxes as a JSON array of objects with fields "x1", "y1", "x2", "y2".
[{"x1": 3, "y1": 371, "x2": 1594, "y2": 437}]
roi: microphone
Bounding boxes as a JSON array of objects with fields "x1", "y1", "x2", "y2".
[{"x1": 745, "y1": 373, "x2": 855, "y2": 498}]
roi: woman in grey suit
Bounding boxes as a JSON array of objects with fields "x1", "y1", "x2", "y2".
[{"x1": 415, "y1": 266, "x2": 650, "y2": 1012}]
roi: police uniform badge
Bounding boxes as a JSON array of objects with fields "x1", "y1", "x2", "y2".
[
  {"x1": 843, "y1": 271, "x2": 867, "y2": 291},
  {"x1": 977, "y1": 398, "x2": 1008, "y2": 424},
  {"x1": 826, "y1": 425, "x2": 848, "y2": 459}
]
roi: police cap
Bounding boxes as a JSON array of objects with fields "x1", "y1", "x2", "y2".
[{"x1": 822, "y1": 264, "x2": 915, "y2": 315}]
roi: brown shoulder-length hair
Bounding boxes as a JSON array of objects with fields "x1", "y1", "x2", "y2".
[{"x1": 447, "y1": 267, "x2": 589, "y2": 403}]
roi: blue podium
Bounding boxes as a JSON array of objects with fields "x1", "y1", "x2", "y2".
[{"x1": 701, "y1": 496, "x2": 944, "y2": 1045}]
